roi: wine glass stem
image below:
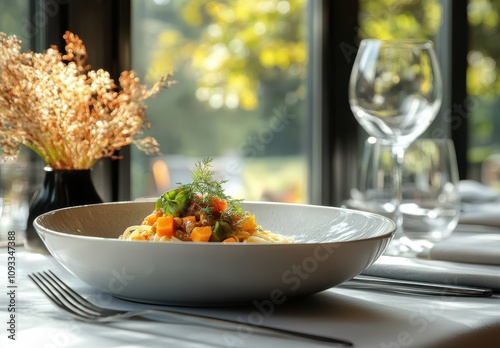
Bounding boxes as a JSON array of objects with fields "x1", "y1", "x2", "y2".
[{"x1": 391, "y1": 145, "x2": 405, "y2": 239}]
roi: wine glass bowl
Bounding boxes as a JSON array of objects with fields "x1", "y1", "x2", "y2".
[{"x1": 349, "y1": 39, "x2": 442, "y2": 148}]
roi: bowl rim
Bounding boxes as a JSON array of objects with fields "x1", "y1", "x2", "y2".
[{"x1": 34, "y1": 200, "x2": 397, "y2": 245}]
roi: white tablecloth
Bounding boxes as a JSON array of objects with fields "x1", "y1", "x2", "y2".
[{"x1": 1, "y1": 247, "x2": 500, "y2": 348}]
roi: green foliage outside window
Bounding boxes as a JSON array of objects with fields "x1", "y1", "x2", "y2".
[
  {"x1": 133, "y1": 0, "x2": 307, "y2": 158},
  {"x1": 358, "y1": 0, "x2": 500, "y2": 170},
  {"x1": 131, "y1": 0, "x2": 308, "y2": 200},
  {"x1": 146, "y1": 0, "x2": 306, "y2": 111},
  {"x1": 467, "y1": 0, "x2": 500, "y2": 166}
]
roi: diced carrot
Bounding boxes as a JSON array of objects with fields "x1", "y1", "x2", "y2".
[
  {"x1": 222, "y1": 237, "x2": 236, "y2": 243},
  {"x1": 212, "y1": 197, "x2": 227, "y2": 213},
  {"x1": 191, "y1": 226, "x2": 212, "y2": 242},
  {"x1": 241, "y1": 214, "x2": 257, "y2": 232},
  {"x1": 156, "y1": 216, "x2": 175, "y2": 237},
  {"x1": 144, "y1": 210, "x2": 162, "y2": 226}
]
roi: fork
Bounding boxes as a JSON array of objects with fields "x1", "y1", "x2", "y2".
[{"x1": 29, "y1": 270, "x2": 353, "y2": 347}]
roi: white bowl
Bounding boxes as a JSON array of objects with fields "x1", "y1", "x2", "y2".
[{"x1": 34, "y1": 201, "x2": 395, "y2": 306}]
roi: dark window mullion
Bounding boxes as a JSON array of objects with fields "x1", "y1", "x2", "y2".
[
  {"x1": 449, "y1": 0, "x2": 469, "y2": 180},
  {"x1": 318, "y1": 0, "x2": 360, "y2": 206}
]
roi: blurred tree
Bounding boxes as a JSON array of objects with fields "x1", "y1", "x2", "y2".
[
  {"x1": 466, "y1": 0, "x2": 500, "y2": 164},
  {"x1": 358, "y1": 0, "x2": 500, "y2": 165},
  {"x1": 131, "y1": 0, "x2": 308, "y2": 197},
  {"x1": 468, "y1": 0, "x2": 500, "y2": 96},
  {"x1": 133, "y1": 0, "x2": 307, "y2": 160},
  {"x1": 0, "y1": 1, "x2": 30, "y2": 50},
  {"x1": 358, "y1": 0, "x2": 441, "y2": 40},
  {"x1": 147, "y1": 0, "x2": 306, "y2": 112}
]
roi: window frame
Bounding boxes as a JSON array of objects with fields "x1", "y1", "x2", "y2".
[
  {"x1": 308, "y1": 0, "x2": 361, "y2": 206},
  {"x1": 28, "y1": 0, "x2": 468, "y2": 206},
  {"x1": 448, "y1": 0, "x2": 469, "y2": 179},
  {"x1": 29, "y1": 0, "x2": 132, "y2": 202}
]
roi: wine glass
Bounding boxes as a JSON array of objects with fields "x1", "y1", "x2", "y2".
[
  {"x1": 400, "y1": 138, "x2": 460, "y2": 252},
  {"x1": 349, "y1": 39, "x2": 443, "y2": 254}
]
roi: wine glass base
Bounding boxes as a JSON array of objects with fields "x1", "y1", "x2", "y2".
[
  {"x1": 384, "y1": 236, "x2": 435, "y2": 257},
  {"x1": 384, "y1": 237, "x2": 424, "y2": 257}
]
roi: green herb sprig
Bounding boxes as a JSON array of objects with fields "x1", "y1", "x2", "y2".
[{"x1": 156, "y1": 157, "x2": 244, "y2": 224}]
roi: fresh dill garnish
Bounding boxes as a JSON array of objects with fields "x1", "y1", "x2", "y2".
[
  {"x1": 184, "y1": 157, "x2": 243, "y2": 217},
  {"x1": 153, "y1": 157, "x2": 254, "y2": 242},
  {"x1": 156, "y1": 157, "x2": 244, "y2": 223},
  {"x1": 187, "y1": 157, "x2": 226, "y2": 201}
]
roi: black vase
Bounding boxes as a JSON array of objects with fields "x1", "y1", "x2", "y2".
[{"x1": 24, "y1": 167, "x2": 103, "y2": 253}]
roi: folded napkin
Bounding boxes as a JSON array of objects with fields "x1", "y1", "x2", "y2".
[
  {"x1": 459, "y1": 180, "x2": 500, "y2": 203},
  {"x1": 458, "y1": 180, "x2": 500, "y2": 228},
  {"x1": 422, "y1": 233, "x2": 500, "y2": 266},
  {"x1": 362, "y1": 255, "x2": 500, "y2": 291},
  {"x1": 459, "y1": 202, "x2": 500, "y2": 227}
]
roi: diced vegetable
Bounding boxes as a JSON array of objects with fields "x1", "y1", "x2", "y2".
[
  {"x1": 241, "y1": 214, "x2": 257, "y2": 232},
  {"x1": 156, "y1": 187, "x2": 190, "y2": 216},
  {"x1": 212, "y1": 196, "x2": 227, "y2": 213},
  {"x1": 182, "y1": 215, "x2": 196, "y2": 229},
  {"x1": 222, "y1": 237, "x2": 236, "y2": 243},
  {"x1": 156, "y1": 216, "x2": 175, "y2": 237},
  {"x1": 144, "y1": 210, "x2": 162, "y2": 226},
  {"x1": 191, "y1": 226, "x2": 212, "y2": 242},
  {"x1": 210, "y1": 220, "x2": 232, "y2": 242}
]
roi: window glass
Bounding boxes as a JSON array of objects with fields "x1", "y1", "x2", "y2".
[
  {"x1": 358, "y1": 0, "x2": 442, "y2": 41},
  {"x1": 352, "y1": 0, "x2": 445, "y2": 205},
  {"x1": 467, "y1": 0, "x2": 500, "y2": 190},
  {"x1": 131, "y1": 0, "x2": 309, "y2": 202},
  {"x1": 0, "y1": 0, "x2": 31, "y2": 237},
  {"x1": 0, "y1": 1, "x2": 30, "y2": 49},
  {"x1": 357, "y1": 0, "x2": 443, "y2": 136}
]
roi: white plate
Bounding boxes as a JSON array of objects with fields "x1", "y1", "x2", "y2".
[{"x1": 34, "y1": 201, "x2": 396, "y2": 306}]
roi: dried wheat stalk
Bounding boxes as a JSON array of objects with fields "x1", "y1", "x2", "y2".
[{"x1": 0, "y1": 31, "x2": 174, "y2": 169}]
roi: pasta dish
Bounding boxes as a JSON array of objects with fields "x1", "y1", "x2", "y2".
[{"x1": 119, "y1": 158, "x2": 294, "y2": 244}]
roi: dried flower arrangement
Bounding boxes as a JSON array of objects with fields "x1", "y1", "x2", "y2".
[{"x1": 0, "y1": 31, "x2": 174, "y2": 169}]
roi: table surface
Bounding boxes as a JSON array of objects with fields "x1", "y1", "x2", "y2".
[{"x1": 1, "y1": 245, "x2": 500, "y2": 348}]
